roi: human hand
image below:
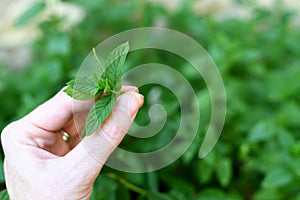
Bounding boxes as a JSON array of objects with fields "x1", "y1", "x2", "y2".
[{"x1": 1, "y1": 86, "x2": 144, "y2": 199}]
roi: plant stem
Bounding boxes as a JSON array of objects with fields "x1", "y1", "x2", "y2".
[
  {"x1": 105, "y1": 173, "x2": 172, "y2": 200},
  {"x1": 105, "y1": 173, "x2": 150, "y2": 196},
  {"x1": 92, "y1": 47, "x2": 104, "y2": 73}
]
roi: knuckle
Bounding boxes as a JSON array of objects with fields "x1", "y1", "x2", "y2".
[
  {"x1": 1, "y1": 122, "x2": 14, "y2": 139},
  {"x1": 1, "y1": 122, "x2": 15, "y2": 149},
  {"x1": 100, "y1": 118, "x2": 123, "y2": 141},
  {"x1": 1, "y1": 121, "x2": 20, "y2": 147}
]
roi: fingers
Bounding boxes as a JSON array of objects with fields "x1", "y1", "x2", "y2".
[
  {"x1": 23, "y1": 88, "x2": 90, "y2": 133},
  {"x1": 16, "y1": 86, "x2": 139, "y2": 155},
  {"x1": 64, "y1": 85, "x2": 140, "y2": 148},
  {"x1": 62, "y1": 90, "x2": 144, "y2": 179},
  {"x1": 23, "y1": 85, "x2": 138, "y2": 134},
  {"x1": 121, "y1": 85, "x2": 139, "y2": 93}
]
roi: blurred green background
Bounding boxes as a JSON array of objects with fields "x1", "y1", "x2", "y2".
[{"x1": 1, "y1": 0, "x2": 300, "y2": 199}]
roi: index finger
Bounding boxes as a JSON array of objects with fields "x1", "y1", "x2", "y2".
[
  {"x1": 24, "y1": 86, "x2": 139, "y2": 132},
  {"x1": 24, "y1": 88, "x2": 93, "y2": 132}
]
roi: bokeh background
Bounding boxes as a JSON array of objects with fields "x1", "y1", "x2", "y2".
[{"x1": 1, "y1": 0, "x2": 300, "y2": 199}]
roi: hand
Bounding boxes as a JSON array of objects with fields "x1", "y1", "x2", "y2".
[{"x1": 1, "y1": 86, "x2": 144, "y2": 199}]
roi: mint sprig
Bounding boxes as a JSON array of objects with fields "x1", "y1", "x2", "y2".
[{"x1": 64, "y1": 42, "x2": 130, "y2": 137}]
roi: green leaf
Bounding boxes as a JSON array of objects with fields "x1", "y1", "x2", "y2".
[
  {"x1": 93, "y1": 47, "x2": 104, "y2": 74},
  {"x1": 161, "y1": 175, "x2": 195, "y2": 195},
  {"x1": 104, "y1": 42, "x2": 129, "y2": 89},
  {"x1": 82, "y1": 95, "x2": 116, "y2": 137},
  {"x1": 0, "y1": 158, "x2": 5, "y2": 183},
  {"x1": 15, "y1": 2, "x2": 46, "y2": 27},
  {"x1": 254, "y1": 188, "x2": 282, "y2": 200},
  {"x1": 0, "y1": 190, "x2": 9, "y2": 200},
  {"x1": 248, "y1": 122, "x2": 277, "y2": 143},
  {"x1": 262, "y1": 167, "x2": 293, "y2": 189},
  {"x1": 198, "y1": 188, "x2": 227, "y2": 200},
  {"x1": 64, "y1": 76, "x2": 99, "y2": 100},
  {"x1": 63, "y1": 42, "x2": 130, "y2": 138},
  {"x1": 216, "y1": 157, "x2": 232, "y2": 188},
  {"x1": 147, "y1": 172, "x2": 158, "y2": 192},
  {"x1": 197, "y1": 159, "x2": 214, "y2": 184},
  {"x1": 91, "y1": 175, "x2": 118, "y2": 200},
  {"x1": 197, "y1": 151, "x2": 217, "y2": 184}
]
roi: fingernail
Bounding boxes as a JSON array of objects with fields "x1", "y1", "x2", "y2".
[{"x1": 128, "y1": 92, "x2": 143, "y2": 117}]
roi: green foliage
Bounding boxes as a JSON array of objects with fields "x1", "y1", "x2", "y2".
[
  {"x1": 0, "y1": 190, "x2": 9, "y2": 200},
  {"x1": 64, "y1": 42, "x2": 129, "y2": 136},
  {"x1": 64, "y1": 77, "x2": 99, "y2": 100},
  {"x1": 1, "y1": 0, "x2": 300, "y2": 199},
  {"x1": 64, "y1": 42, "x2": 129, "y2": 100},
  {"x1": 104, "y1": 42, "x2": 129, "y2": 89},
  {"x1": 15, "y1": 1, "x2": 46, "y2": 27},
  {"x1": 83, "y1": 95, "x2": 115, "y2": 137}
]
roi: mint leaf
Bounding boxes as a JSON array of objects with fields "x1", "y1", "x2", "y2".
[
  {"x1": 15, "y1": 2, "x2": 46, "y2": 27},
  {"x1": 63, "y1": 76, "x2": 99, "y2": 100},
  {"x1": 104, "y1": 42, "x2": 129, "y2": 90},
  {"x1": 82, "y1": 95, "x2": 116, "y2": 136},
  {"x1": 93, "y1": 47, "x2": 104, "y2": 74},
  {"x1": 0, "y1": 189, "x2": 9, "y2": 200},
  {"x1": 64, "y1": 42, "x2": 130, "y2": 137}
]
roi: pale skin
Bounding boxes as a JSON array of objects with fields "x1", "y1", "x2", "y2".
[{"x1": 1, "y1": 86, "x2": 144, "y2": 199}]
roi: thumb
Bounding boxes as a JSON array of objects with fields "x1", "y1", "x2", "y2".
[{"x1": 61, "y1": 91, "x2": 144, "y2": 179}]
